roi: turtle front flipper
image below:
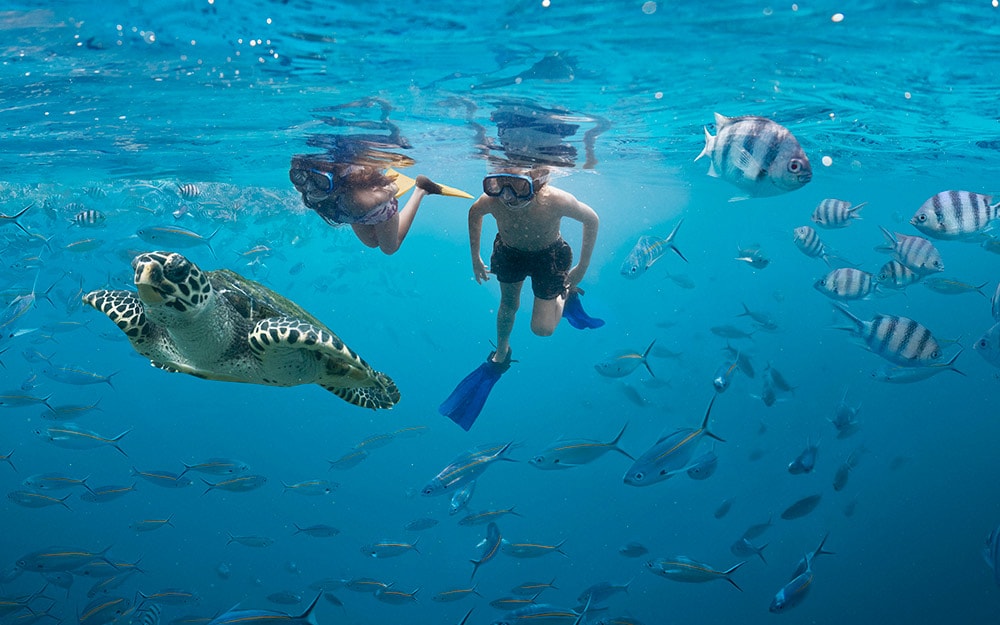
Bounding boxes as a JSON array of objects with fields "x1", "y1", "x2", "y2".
[
  {"x1": 249, "y1": 317, "x2": 401, "y2": 410},
  {"x1": 84, "y1": 289, "x2": 155, "y2": 344}
]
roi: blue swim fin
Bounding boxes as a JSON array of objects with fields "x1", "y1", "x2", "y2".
[
  {"x1": 439, "y1": 351, "x2": 512, "y2": 431},
  {"x1": 562, "y1": 290, "x2": 605, "y2": 330}
]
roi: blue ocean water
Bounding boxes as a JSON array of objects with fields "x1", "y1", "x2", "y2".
[{"x1": 1, "y1": 1, "x2": 999, "y2": 624}]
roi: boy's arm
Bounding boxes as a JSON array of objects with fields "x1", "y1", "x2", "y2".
[
  {"x1": 468, "y1": 196, "x2": 491, "y2": 284},
  {"x1": 564, "y1": 197, "x2": 600, "y2": 286}
]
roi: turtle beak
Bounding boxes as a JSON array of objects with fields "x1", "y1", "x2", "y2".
[{"x1": 135, "y1": 263, "x2": 164, "y2": 304}]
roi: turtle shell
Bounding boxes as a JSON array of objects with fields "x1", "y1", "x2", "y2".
[{"x1": 208, "y1": 269, "x2": 330, "y2": 330}]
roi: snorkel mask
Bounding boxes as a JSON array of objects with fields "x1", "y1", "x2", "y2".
[{"x1": 483, "y1": 174, "x2": 535, "y2": 207}]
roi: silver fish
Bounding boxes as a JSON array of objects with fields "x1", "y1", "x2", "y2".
[
  {"x1": 790, "y1": 533, "x2": 834, "y2": 579},
  {"x1": 735, "y1": 244, "x2": 769, "y2": 269},
  {"x1": 644, "y1": 556, "x2": 745, "y2": 591},
  {"x1": 620, "y1": 220, "x2": 687, "y2": 278},
  {"x1": 35, "y1": 424, "x2": 129, "y2": 457},
  {"x1": 922, "y1": 277, "x2": 988, "y2": 297},
  {"x1": 780, "y1": 493, "x2": 822, "y2": 520},
  {"x1": 787, "y1": 438, "x2": 819, "y2": 475},
  {"x1": 833, "y1": 303, "x2": 942, "y2": 366},
  {"x1": 814, "y1": 268, "x2": 875, "y2": 301},
  {"x1": 471, "y1": 522, "x2": 501, "y2": 580},
  {"x1": 730, "y1": 538, "x2": 767, "y2": 564},
  {"x1": 594, "y1": 340, "x2": 656, "y2": 378},
  {"x1": 624, "y1": 395, "x2": 724, "y2": 487},
  {"x1": 792, "y1": 225, "x2": 834, "y2": 265},
  {"x1": 450, "y1": 480, "x2": 476, "y2": 515},
  {"x1": 878, "y1": 227, "x2": 944, "y2": 275},
  {"x1": 811, "y1": 198, "x2": 865, "y2": 228},
  {"x1": 0, "y1": 204, "x2": 32, "y2": 236},
  {"x1": 712, "y1": 360, "x2": 739, "y2": 393},
  {"x1": 421, "y1": 442, "x2": 515, "y2": 497},
  {"x1": 993, "y1": 283, "x2": 1000, "y2": 321},
  {"x1": 910, "y1": 190, "x2": 999, "y2": 240},
  {"x1": 975, "y1": 322, "x2": 1000, "y2": 369},
  {"x1": 872, "y1": 350, "x2": 964, "y2": 383},
  {"x1": 685, "y1": 447, "x2": 719, "y2": 480},
  {"x1": 529, "y1": 423, "x2": 633, "y2": 469},
  {"x1": 293, "y1": 523, "x2": 340, "y2": 538},
  {"x1": 695, "y1": 113, "x2": 811, "y2": 198},
  {"x1": 984, "y1": 522, "x2": 1000, "y2": 588}
]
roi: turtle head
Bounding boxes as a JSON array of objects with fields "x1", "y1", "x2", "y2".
[{"x1": 132, "y1": 251, "x2": 212, "y2": 314}]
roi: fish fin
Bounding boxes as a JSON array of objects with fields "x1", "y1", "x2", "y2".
[
  {"x1": 707, "y1": 161, "x2": 721, "y2": 178},
  {"x1": 664, "y1": 218, "x2": 688, "y2": 262},
  {"x1": 695, "y1": 127, "x2": 715, "y2": 163}
]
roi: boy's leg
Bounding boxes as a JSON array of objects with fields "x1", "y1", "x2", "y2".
[
  {"x1": 494, "y1": 281, "x2": 522, "y2": 362},
  {"x1": 530, "y1": 291, "x2": 567, "y2": 337}
]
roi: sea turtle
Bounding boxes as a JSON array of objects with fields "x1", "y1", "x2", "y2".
[{"x1": 83, "y1": 250, "x2": 400, "y2": 409}]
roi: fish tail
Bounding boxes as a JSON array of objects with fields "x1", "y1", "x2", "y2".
[
  {"x1": 723, "y1": 560, "x2": 746, "y2": 591},
  {"x1": 641, "y1": 340, "x2": 657, "y2": 377},
  {"x1": 59, "y1": 493, "x2": 73, "y2": 510},
  {"x1": 664, "y1": 218, "x2": 688, "y2": 262},
  {"x1": 701, "y1": 395, "x2": 726, "y2": 442},
  {"x1": 831, "y1": 303, "x2": 863, "y2": 333},
  {"x1": 757, "y1": 543, "x2": 768, "y2": 565}
]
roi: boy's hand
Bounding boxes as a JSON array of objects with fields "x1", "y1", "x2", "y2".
[{"x1": 473, "y1": 257, "x2": 490, "y2": 283}]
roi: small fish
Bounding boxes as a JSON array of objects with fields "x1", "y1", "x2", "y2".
[
  {"x1": 510, "y1": 578, "x2": 558, "y2": 596},
  {"x1": 714, "y1": 497, "x2": 734, "y2": 519},
  {"x1": 781, "y1": 494, "x2": 822, "y2": 520},
  {"x1": 130, "y1": 467, "x2": 192, "y2": 489},
  {"x1": 922, "y1": 277, "x2": 989, "y2": 297},
  {"x1": 421, "y1": 442, "x2": 515, "y2": 497},
  {"x1": 266, "y1": 591, "x2": 302, "y2": 606},
  {"x1": 35, "y1": 424, "x2": 129, "y2": 457},
  {"x1": 326, "y1": 449, "x2": 368, "y2": 470},
  {"x1": 814, "y1": 268, "x2": 876, "y2": 301},
  {"x1": 686, "y1": 446, "x2": 719, "y2": 480},
  {"x1": 449, "y1": 480, "x2": 476, "y2": 516},
  {"x1": 993, "y1": 283, "x2": 1000, "y2": 321},
  {"x1": 374, "y1": 587, "x2": 419, "y2": 605},
  {"x1": 665, "y1": 271, "x2": 696, "y2": 289},
  {"x1": 764, "y1": 363, "x2": 795, "y2": 393},
  {"x1": 710, "y1": 325, "x2": 754, "y2": 340},
  {"x1": 729, "y1": 538, "x2": 767, "y2": 564},
  {"x1": 577, "y1": 579, "x2": 632, "y2": 605},
  {"x1": 832, "y1": 448, "x2": 865, "y2": 492},
  {"x1": 872, "y1": 349, "x2": 964, "y2": 383},
  {"x1": 721, "y1": 343, "x2": 755, "y2": 377},
  {"x1": 202, "y1": 474, "x2": 267, "y2": 494},
  {"x1": 403, "y1": 517, "x2": 439, "y2": 531},
  {"x1": 226, "y1": 534, "x2": 274, "y2": 548},
  {"x1": 293, "y1": 523, "x2": 340, "y2": 538},
  {"x1": 16, "y1": 545, "x2": 115, "y2": 572},
  {"x1": 81, "y1": 484, "x2": 137, "y2": 503},
  {"x1": 529, "y1": 423, "x2": 633, "y2": 469},
  {"x1": 73, "y1": 209, "x2": 107, "y2": 227},
  {"x1": 470, "y1": 522, "x2": 501, "y2": 580},
  {"x1": 712, "y1": 360, "x2": 739, "y2": 393},
  {"x1": 130, "y1": 517, "x2": 174, "y2": 533},
  {"x1": 432, "y1": 586, "x2": 481, "y2": 603},
  {"x1": 830, "y1": 389, "x2": 862, "y2": 438},
  {"x1": 23, "y1": 472, "x2": 95, "y2": 493},
  {"x1": 644, "y1": 556, "x2": 745, "y2": 590},
  {"x1": 354, "y1": 431, "x2": 396, "y2": 451},
  {"x1": 79, "y1": 595, "x2": 132, "y2": 625},
  {"x1": 345, "y1": 577, "x2": 391, "y2": 593},
  {"x1": 876, "y1": 260, "x2": 922, "y2": 290},
  {"x1": 787, "y1": 439, "x2": 819, "y2": 475},
  {"x1": 735, "y1": 244, "x2": 770, "y2": 269},
  {"x1": 792, "y1": 225, "x2": 835, "y2": 265},
  {"x1": 984, "y1": 522, "x2": 1000, "y2": 588},
  {"x1": 910, "y1": 190, "x2": 999, "y2": 240},
  {"x1": 790, "y1": 533, "x2": 834, "y2": 579},
  {"x1": 594, "y1": 340, "x2": 656, "y2": 378},
  {"x1": 695, "y1": 113, "x2": 811, "y2": 198},
  {"x1": 281, "y1": 479, "x2": 337, "y2": 496},
  {"x1": 625, "y1": 395, "x2": 724, "y2": 487},
  {"x1": 41, "y1": 364, "x2": 118, "y2": 387},
  {"x1": 769, "y1": 566, "x2": 814, "y2": 613},
  {"x1": 620, "y1": 220, "x2": 688, "y2": 278},
  {"x1": 741, "y1": 516, "x2": 773, "y2": 541},
  {"x1": 458, "y1": 507, "x2": 521, "y2": 526},
  {"x1": 64, "y1": 238, "x2": 105, "y2": 253},
  {"x1": 0, "y1": 391, "x2": 52, "y2": 409},
  {"x1": 490, "y1": 594, "x2": 540, "y2": 611},
  {"x1": 501, "y1": 538, "x2": 568, "y2": 558},
  {"x1": 360, "y1": 539, "x2": 419, "y2": 558},
  {"x1": 181, "y1": 457, "x2": 250, "y2": 476},
  {"x1": 0, "y1": 204, "x2": 32, "y2": 236},
  {"x1": 136, "y1": 226, "x2": 220, "y2": 256},
  {"x1": 617, "y1": 542, "x2": 648, "y2": 558},
  {"x1": 975, "y1": 322, "x2": 1000, "y2": 369},
  {"x1": 176, "y1": 183, "x2": 202, "y2": 199},
  {"x1": 8, "y1": 490, "x2": 72, "y2": 510},
  {"x1": 736, "y1": 303, "x2": 777, "y2": 332},
  {"x1": 139, "y1": 589, "x2": 201, "y2": 606},
  {"x1": 877, "y1": 227, "x2": 944, "y2": 275},
  {"x1": 832, "y1": 303, "x2": 942, "y2": 366},
  {"x1": 204, "y1": 592, "x2": 321, "y2": 625},
  {"x1": 811, "y1": 199, "x2": 865, "y2": 228}
]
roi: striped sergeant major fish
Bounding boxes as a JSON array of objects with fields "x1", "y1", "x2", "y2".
[
  {"x1": 129, "y1": 603, "x2": 161, "y2": 625},
  {"x1": 811, "y1": 198, "x2": 865, "y2": 229},
  {"x1": 695, "y1": 113, "x2": 811, "y2": 198},
  {"x1": 876, "y1": 259, "x2": 921, "y2": 291},
  {"x1": 877, "y1": 227, "x2": 944, "y2": 275},
  {"x1": 910, "y1": 190, "x2": 999, "y2": 240},
  {"x1": 792, "y1": 225, "x2": 835, "y2": 265},
  {"x1": 832, "y1": 303, "x2": 942, "y2": 366},
  {"x1": 813, "y1": 268, "x2": 876, "y2": 301},
  {"x1": 72, "y1": 209, "x2": 107, "y2": 227},
  {"x1": 620, "y1": 219, "x2": 687, "y2": 278}
]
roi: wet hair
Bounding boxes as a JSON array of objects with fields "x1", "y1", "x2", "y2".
[{"x1": 290, "y1": 155, "x2": 393, "y2": 190}]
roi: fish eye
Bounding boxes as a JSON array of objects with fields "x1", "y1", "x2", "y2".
[
  {"x1": 633, "y1": 472, "x2": 644, "y2": 481},
  {"x1": 788, "y1": 159, "x2": 802, "y2": 173},
  {"x1": 531, "y1": 456, "x2": 544, "y2": 464},
  {"x1": 980, "y1": 339, "x2": 989, "y2": 348},
  {"x1": 917, "y1": 213, "x2": 927, "y2": 222}
]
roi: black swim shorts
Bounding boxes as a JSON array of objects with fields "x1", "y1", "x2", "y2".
[{"x1": 490, "y1": 233, "x2": 572, "y2": 300}]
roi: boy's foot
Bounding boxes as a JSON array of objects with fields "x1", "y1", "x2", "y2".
[
  {"x1": 488, "y1": 348, "x2": 513, "y2": 371},
  {"x1": 415, "y1": 175, "x2": 445, "y2": 195}
]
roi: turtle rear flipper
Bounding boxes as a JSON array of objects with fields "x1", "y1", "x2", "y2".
[{"x1": 249, "y1": 317, "x2": 400, "y2": 410}]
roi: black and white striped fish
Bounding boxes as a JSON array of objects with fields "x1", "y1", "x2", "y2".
[
  {"x1": 811, "y1": 199, "x2": 865, "y2": 229},
  {"x1": 129, "y1": 602, "x2": 161, "y2": 625},
  {"x1": 876, "y1": 260, "x2": 921, "y2": 290},
  {"x1": 177, "y1": 183, "x2": 201, "y2": 199},
  {"x1": 910, "y1": 190, "x2": 999, "y2": 240},
  {"x1": 695, "y1": 113, "x2": 811, "y2": 198},
  {"x1": 792, "y1": 225, "x2": 833, "y2": 265},
  {"x1": 833, "y1": 303, "x2": 942, "y2": 366},
  {"x1": 72, "y1": 209, "x2": 106, "y2": 227},
  {"x1": 814, "y1": 268, "x2": 875, "y2": 301},
  {"x1": 877, "y1": 227, "x2": 944, "y2": 275}
]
